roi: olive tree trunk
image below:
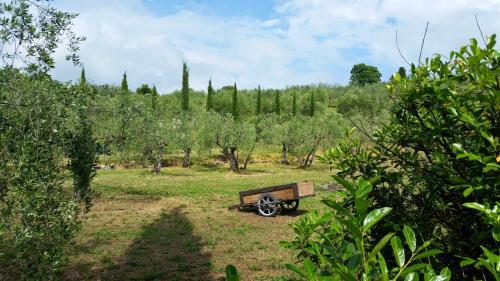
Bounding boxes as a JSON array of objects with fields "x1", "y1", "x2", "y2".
[
  {"x1": 281, "y1": 142, "x2": 290, "y2": 165},
  {"x1": 182, "y1": 147, "x2": 191, "y2": 168},
  {"x1": 152, "y1": 146, "x2": 163, "y2": 174}
]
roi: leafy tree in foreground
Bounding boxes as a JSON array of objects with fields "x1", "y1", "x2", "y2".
[
  {"x1": 322, "y1": 35, "x2": 499, "y2": 278},
  {"x1": 282, "y1": 177, "x2": 450, "y2": 280},
  {"x1": 0, "y1": 1, "x2": 88, "y2": 279},
  {"x1": 0, "y1": 0, "x2": 85, "y2": 72},
  {"x1": 350, "y1": 63, "x2": 382, "y2": 86},
  {"x1": 0, "y1": 74, "x2": 84, "y2": 280}
]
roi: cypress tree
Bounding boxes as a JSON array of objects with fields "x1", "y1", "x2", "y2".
[
  {"x1": 274, "y1": 90, "x2": 281, "y2": 115},
  {"x1": 121, "y1": 71, "x2": 128, "y2": 93},
  {"x1": 232, "y1": 83, "x2": 238, "y2": 120},
  {"x1": 181, "y1": 62, "x2": 189, "y2": 112},
  {"x1": 292, "y1": 91, "x2": 297, "y2": 116},
  {"x1": 80, "y1": 67, "x2": 86, "y2": 85},
  {"x1": 206, "y1": 79, "x2": 214, "y2": 111},
  {"x1": 151, "y1": 85, "x2": 158, "y2": 111},
  {"x1": 310, "y1": 92, "x2": 315, "y2": 117},
  {"x1": 256, "y1": 85, "x2": 262, "y2": 115}
]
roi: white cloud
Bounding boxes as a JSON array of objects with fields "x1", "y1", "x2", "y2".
[{"x1": 51, "y1": 0, "x2": 500, "y2": 93}]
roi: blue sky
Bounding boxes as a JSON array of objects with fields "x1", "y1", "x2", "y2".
[
  {"x1": 143, "y1": 0, "x2": 277, "y2": 19},
  {"x1": 51, "y1": 0, "x2": 500, "y2": 93}
]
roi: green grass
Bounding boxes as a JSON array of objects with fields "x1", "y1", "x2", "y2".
[{"x1": 7, "y1": 162, "x2": 335, "y2": 281}]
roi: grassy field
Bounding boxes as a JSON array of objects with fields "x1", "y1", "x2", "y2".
[{"x1": 60, "y1": 162, "x2": 334, "y2": 281}]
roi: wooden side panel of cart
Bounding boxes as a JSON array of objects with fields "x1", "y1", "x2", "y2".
[{"x1": 239, "y1": 181, "x2": 314, "y2": 207}]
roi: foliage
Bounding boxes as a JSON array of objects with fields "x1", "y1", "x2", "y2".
[
  {"x1": 292, "y1": 91, "x2": 298, "y2": 116},
  {"x1": 282, "y1": 177, "x2": 449, "y2": 281},
  {"x1": 136, "y1": 83, "x2": 152, "y2": 95},
  {"x1": 321, "y1": 35, "x2": 499, "y2": 278},
  {"x1": 0, "y1": 73, "x2": 84, "y2": 280},
  {"x1": 350, "y1": 63, "x2": 382, "y2": 86},
  {"x1": 309, "y1": 92, "x2": 315, "y2": 117},
  {"x1": 207, "y1": 79, "x2": 214, "y2": 111},
  {"x1": 274, "y1": 90, "x2": 281, "y2": 115},
  {"x1": 232, "y1": 83, "x2": 239, "y2": 119},
  {"x1": 256, "y1": 85, "x2": 262, "y2": 115},
  {"x1": 181, "y1": 62, "x2": 189, "y2": 111},
  {"x1": 121, "y1": 71, "x2": 128, "y2": 93},
  {"x1": 80, "y1": 67, "x2": 86, "y2": 85},
  {"x1": 0, "y1": 0, "x2": 85, "y2": 72},
  {"x1": 66, "y1": 83, "x2": 97, "y2": 210},
  {"x1": 397, "y1": 67, "x2": 406, "y2": 79}
]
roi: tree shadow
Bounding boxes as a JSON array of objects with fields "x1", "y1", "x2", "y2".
[{"x1": 97, "y1": 206, "x2": 214, "y2": 281}]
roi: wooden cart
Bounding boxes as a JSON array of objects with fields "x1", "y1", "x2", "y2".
[{"x1": 238, "y1": 181, "x2": 315, "y2": 217}]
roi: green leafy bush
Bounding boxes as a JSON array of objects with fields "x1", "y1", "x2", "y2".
[
  {"x1": 318, "y1": 35, "x2": 499, "y2": 278},
  {"x1": 282, "y1": 177, "x2": 448, "y2": 280}
]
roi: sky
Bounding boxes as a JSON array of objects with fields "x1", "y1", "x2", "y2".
[{"x1": 51, "y1": 0, "x2": 500, "y2": 93}]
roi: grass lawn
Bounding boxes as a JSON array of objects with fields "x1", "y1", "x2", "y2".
[{"x1": 62, "y1": 162, "x2": 334, "y2": 281}]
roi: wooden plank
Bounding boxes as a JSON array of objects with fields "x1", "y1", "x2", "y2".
[
  {"x1": 241, "y1": 187, "x2": 296, "y2": 206},
  {"x1": 239, "y1": 183, "x2": 298, "y2": 196},
  {"x1": 298, "y1": 181, "x2": 315, "y2": 198}
]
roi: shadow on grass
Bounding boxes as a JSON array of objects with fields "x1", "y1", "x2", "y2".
[
  {"x1": 237, "y1": 207, "x2": 309, "y2": 217},
  {"x1": 67, "y1": 207, "x2": 214, "y2": 281}
]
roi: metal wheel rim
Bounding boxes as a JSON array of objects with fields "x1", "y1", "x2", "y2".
[{"x1": 257, "y1": 194, "x2": 278, "y2": 217}]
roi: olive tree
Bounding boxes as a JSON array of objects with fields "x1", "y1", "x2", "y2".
[{"x1": 0, "y1": 1, "x2": 89, "y2": 279}]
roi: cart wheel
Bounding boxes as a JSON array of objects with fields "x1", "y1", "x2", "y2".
[
  {"x1": 257, "y1": 193, "x2": 279, "y2": 217},
  {"x1": 280, "y1": 200, "x2": 299, "y2": 212}
]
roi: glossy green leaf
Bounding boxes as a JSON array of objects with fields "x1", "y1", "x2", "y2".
[
  {"x1": 378, "y1": 253, "x2": 389, "y2": 281},
  {"x1": 400, "y1": 263, "x2": 430, "y2": 276},
  {"x1": 404, "y1": 272, "x2": 419, "y2": 281},
  {"x1": 391, "y1": 236, "x2": 405, "y2": 267},
  {"x1": 414, "y1": 249, "x2": 443, "y2": 260},
  {"x1": 403, "y1": 225, "x2": 417, "y2": 253},
  {"x1": 362, "y1": 207, "x2": 392, "y2": 233}
]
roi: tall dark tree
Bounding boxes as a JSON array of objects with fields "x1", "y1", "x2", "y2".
[
  {"x1": 80, "y1": 67, "x2": 86, "y2": 85},
  {"x1": 256, "y1": 85, "x2": 262, "y2": 115},
  {"x1": 206, "y1": 79, "x2": 214, "y2": 111},
  {"x1": 232, "y1": 83, "x2": 239, "y2": 119},
  {"x1": 181, "y1": 62, "x2": 189, "y2": 112},
  {"x1": 180, "y1": 63, "x2": 191, "y2": 167},
  {"x1": 310, "y1": 92, "x2": 315, "y2": 117},
  {"x1": 121, "y1": 71, "x2": 129, "y2": 93},
  {"x1": 398, "y1": 66, "x2": 407, "y2": 78},
  {"x1": 349, "y1": 63, "x2": 382, "y2": 86},
  {"x1": 151, "y1": 85, "x2": 158, "y2": 111},
  {"x1": 292, "y1": 91, "x2": 298, "y2": 117},
  {"x1": 274, "y1": 90, "x2": 281, "y2": 115}
]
